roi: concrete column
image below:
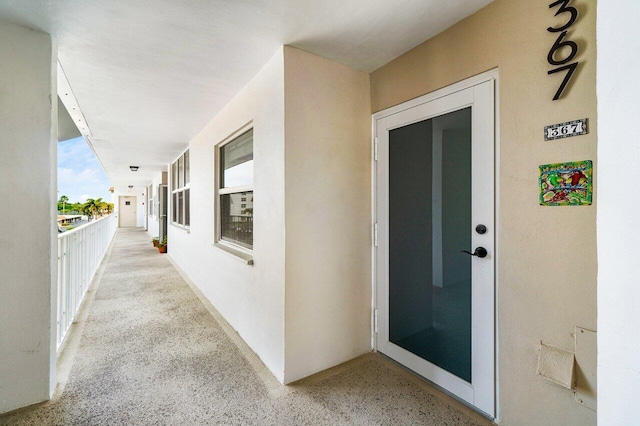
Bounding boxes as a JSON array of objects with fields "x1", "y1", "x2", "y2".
[
  {"x1": 597, "y1": 1, "x2": 640, "y2": 422},
  {"x1": 0, "y1": 21, "x2": 57, "y2": 414}
]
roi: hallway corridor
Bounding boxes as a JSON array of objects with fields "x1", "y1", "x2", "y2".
[{"x1": 1, "y1": 228, "x2": 490, "y2": 425}]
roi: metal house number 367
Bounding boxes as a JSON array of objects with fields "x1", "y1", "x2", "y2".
[{"x1": 547, "y1": 0, "x2": 579, "y2": 101}]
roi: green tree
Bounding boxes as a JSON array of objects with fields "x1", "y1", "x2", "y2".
[
  {"x1": 58, "y1": 195, "x2": 69, "y2": 214},
  {"x1": 98, "y1": 200, "x2": 108, "y2": 216},
  {"x1": 81, "y1": 202, "x2": 93, "y2": 218},
  {"x1": 83, "y1": 198, "x2": 105, "y2": 219},
  {"x1": 71, "y1": 202, "x2": 83, "y2": 214}
]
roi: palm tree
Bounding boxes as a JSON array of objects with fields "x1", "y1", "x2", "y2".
[
  {"x1": 83, "y1": 198, "x2": 104, "y2": 219},
  {"x1": 81, "y1": 202, "x2": 94, "y2": 219},
  {"x1": 97, "y1": 200, "x2": 108, "y2": 216},
  {"x1": 58, "y1": 195, "x2": 69, "y2": 214}
]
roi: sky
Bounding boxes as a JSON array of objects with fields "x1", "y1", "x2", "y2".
[{"x1": 58, "y1": 136, "x2": 113, "y2": 204}]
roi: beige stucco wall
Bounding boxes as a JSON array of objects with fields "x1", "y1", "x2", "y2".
[
  {"x1": 283, "y1": 46, "x2": 372, "y2": 383},
  {"x1": 371, "y1": 0, "x2": 597, "y2": 424}
]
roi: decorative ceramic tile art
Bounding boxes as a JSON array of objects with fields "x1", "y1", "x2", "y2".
[{"x1": 539, "y1": 160, "x2": 592, "y2": 206}]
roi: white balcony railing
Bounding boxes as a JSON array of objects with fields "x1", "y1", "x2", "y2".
[{"x1": 56, "y1": 214, "x2": 118, "y2": 350}]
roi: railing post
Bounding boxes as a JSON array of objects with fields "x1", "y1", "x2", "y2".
[{"x1": 55, "y1": 214, "x2": 117, "y2": 350}]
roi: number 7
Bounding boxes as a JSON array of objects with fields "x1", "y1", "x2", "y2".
[{"x1": 548, "y1": 62, "x2": 578, "y2": 101}]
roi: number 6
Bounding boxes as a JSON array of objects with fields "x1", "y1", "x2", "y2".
[{"x1": 548, "y1": 31, "x2": 578, "y2": 66}]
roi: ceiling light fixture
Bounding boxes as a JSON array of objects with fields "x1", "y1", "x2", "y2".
[
  {"x1": 130, "y1": 166, "x2": 139, "y2": 171},
  {"x1": 128, "y1": 185, "x2": 133, "y2": 189}
]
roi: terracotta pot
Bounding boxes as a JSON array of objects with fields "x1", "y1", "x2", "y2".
[
  {"x1": 153, "y1": 241, "x2": 159, "y2": 247},
  {"x1": 158, "y1": 245, "x2": 167, "y2": 253}
]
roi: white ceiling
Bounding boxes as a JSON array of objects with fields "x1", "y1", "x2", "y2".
[{"x1": 0, "y1": 0, "x2": 493, "y2": 190}]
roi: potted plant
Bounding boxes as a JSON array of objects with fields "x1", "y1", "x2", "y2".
[
  {"x1": 158, "y1": 236, "x2": 167, "y2": 253},
  {"x1": 152, "y1": 237, "x2": 159, "y2": 247}
]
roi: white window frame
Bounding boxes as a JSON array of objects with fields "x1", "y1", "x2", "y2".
[
  {"x1": 171, "y1": 149, "x2": 190, "y2": 228},
  {"x1": 214, "y1": 122, "x2": 254, "y2": 256}
]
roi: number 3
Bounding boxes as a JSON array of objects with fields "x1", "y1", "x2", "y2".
[{"x1": 548, "y1": 0, "x2": 578, "y2": 33}]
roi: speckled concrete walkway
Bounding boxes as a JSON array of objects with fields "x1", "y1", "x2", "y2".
[{"x1": 1, "y1": 228, "x2": 491, "y2": 425}]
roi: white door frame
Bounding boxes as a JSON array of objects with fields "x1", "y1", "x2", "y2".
[{"x1": 371, "y1": 69, "x2": 499, "y2": 419}]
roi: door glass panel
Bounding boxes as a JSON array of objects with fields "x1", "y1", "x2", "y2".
[{"x1": 388, "y1": 107, "x2": 472, "y2": 382}]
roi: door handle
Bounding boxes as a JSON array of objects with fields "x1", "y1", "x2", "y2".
[{"x1": 460, "y1": 247, "x2": 488, "y2": 258}]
